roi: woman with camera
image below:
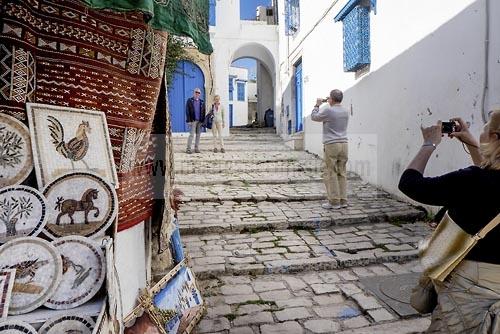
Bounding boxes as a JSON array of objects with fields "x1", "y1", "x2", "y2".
[{"x1": 399, "y1": 110, "x2": 500, "y2": 333}]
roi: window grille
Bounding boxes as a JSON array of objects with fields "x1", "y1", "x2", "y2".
[
  {"x1": 334, "y1": 0, "x2": 375, "y2": 72},
  {"x1": 237, "y1": 82, "x2": 245, "y2": 101},
  {"x1": 285, "y1": 0, "x2": 300, "y2": 35}
]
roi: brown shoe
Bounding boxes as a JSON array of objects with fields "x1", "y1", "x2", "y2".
[
  {"x1": 220, "y1": 148, "x2": 225, "y2": 153},
  {"x1": 214, "y1": 148, "x2": 218, "y2": 153}
]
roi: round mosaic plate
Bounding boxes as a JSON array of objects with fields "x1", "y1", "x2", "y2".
[
  {"x1": 45, "y1": 236, "x2": 106, "y2": 309},
  {"x1": 42, "y1": 171, "x2": 118, "y2": 239},
  {"x1": 0, "y1": 237, "x2": 62, "y2": 315},
  {"x1": 38, "y1": 315, "x2": 95, "y2": 334},
  {"x1": 0, "y1": 186, "x2": 48, "y2": 244},
  {"x1": 0, "y1": 320, "x2": 37, "y2": 334},
  {"x1": 0, "y1": 114, "x2": 33, "y2": 188}
]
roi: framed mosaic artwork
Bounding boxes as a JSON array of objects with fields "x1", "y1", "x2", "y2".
[
  {"x1": 0, "y1": 114, "x2": 33, "y2": 188},
  {"x1": 38, "y1": 315, "x2": 95, "y2": 334},
  {"x1": 0, "y1": 186, "x2": 48, "y2": 244},
  {"x1": 26, "y1": 103, "x2": 118, "y2": 188},
  {"x1": 0, "y1": 237, "x2": 63, "y2": 315},
  {"x1": 44, "y1": 236, "x2": 106, "y2": 310},
  {"x1": 0, "y1": 320, "x2": 38, "y2": 334},
  {"x1": 42, "y1": 172, "x2": 118, "y2": 239},
  {"x1": 0, "y1": 269, "x2": 16, "y2": 319}
]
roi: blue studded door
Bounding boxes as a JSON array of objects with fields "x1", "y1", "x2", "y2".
[{"x1": 168, "y1": 60, "x2": 205, "y2": 132}]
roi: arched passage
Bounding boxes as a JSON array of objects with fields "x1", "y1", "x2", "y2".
[
  {"x1": 229, "y1": 42, "x2": 277, "y2": 127},
  {"x1": 168, "y1": 60, "x2": 205, "y2": 133}
]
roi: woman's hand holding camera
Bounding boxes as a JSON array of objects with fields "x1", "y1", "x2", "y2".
[
  {"x1": 421, "y1": 121, "x2": 443, "y2": 147},
  {"x1": 449, "y1": 117, "x2": 480, "y2": 148}
]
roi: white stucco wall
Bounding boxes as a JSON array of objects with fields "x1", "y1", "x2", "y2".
[
  {"x1": 115, "y1": 222, "x2": 147, "y2": 317},
  {"x1": 229, "y1": 67, "x2": 249, "y2": 126},
  {"x1": 210, "y1": 0, "x2": 279, "y2": 134},
  {"x1": 278, "y1": 0, "x2": 500, "y2": 201}
]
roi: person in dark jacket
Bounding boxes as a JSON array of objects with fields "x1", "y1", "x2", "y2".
[
  {"x1": 398, "y1": 110, "x2": 500, "y2": 333},
  {"x1": 186, "y1": 88, "x2": 206, "y2": 154}
]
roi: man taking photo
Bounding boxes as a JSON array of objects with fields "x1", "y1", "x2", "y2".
[{"x1": 311, "y1": 89, "x2": 350, "y2": 209}]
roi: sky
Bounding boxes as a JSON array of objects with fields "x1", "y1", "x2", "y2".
[
  {"x1": 232, "y1": 58, "x2": 257, "y2": 80},
  {"x1": 240, "y1": 0, "x2": 271, "y2": 21},
  {"x1": 233, "y1": 1, "x2": 271, "y2": 80}
]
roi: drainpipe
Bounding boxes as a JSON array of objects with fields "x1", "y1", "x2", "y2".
[{"x1": 481, "y1": 0, "x2": 490, "y2": 123}]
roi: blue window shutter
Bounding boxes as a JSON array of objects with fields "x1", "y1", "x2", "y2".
[
  {"x1": 342, "y1": 5, "x2": 370, "y2": 72},
  {"x1": 285, "y1": 0, "x2": 291, "y2": 35},
  {"x1": 237, "y1": 82, "x2": 245, "y2": 101},
  {"x1": 209, "y1": 0, "x2": 216, "y2": 26}
]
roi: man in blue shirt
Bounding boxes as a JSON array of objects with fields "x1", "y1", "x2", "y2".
[{"x1": 185, "y1": 88, "x2": 206, "y2": 153}]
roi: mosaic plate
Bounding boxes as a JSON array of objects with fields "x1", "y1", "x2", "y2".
[
  {"x1": 0, "y1": 237, "x2": 63, "y2": 315},
  {"x1": 0, "y1": 114, "x2": 33, "y2": 188},
  {"x1": 39, "y1": 315, "x2": 95, "y2": 334},
  {"x1": 45, "y1": 236, "x2": 106, "y2": 309},
  {"x1": 0, "y1": 186, "x2": 48, "y2": 244},
  {"x1": 0, "y1": 320, "x2": 37, "y2": 334},
  {"x1": 42, "y1": 172, "x2": 118, "y2": 239}
]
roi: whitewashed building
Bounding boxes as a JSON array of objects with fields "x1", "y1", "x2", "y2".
[
  {"x1": 209, "y1": 0, "x2": 279, "y2": 132},
  {"x1": 228, "y1": 66, "x2": 249, "y2": 126},
  {"x1": 277, "y1": 0, "x2": 500, "y2": 200}
]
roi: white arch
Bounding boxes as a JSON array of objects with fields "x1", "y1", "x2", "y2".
[{"x1": 230, "y1": 42, "x2": 276, "y2": 83}]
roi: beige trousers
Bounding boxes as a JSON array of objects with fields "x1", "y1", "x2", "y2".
[
  {"x1": 211, "y1": 121, "x2": 224, "y2": 149},
  {"x1": 323, "y1": 142, "x2": 348, "y2": 205}
]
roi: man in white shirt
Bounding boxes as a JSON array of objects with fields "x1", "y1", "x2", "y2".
[{"x1": 311, "y1": 89, "x2": 349, "y2": 210}]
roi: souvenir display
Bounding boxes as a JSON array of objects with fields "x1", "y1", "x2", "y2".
[
  {"x1": 0, "y1": 237, "x2": 62, "y2": 315},
  {"x1": 42, "y1": 172, "x2": 118, "y2": 239},
  {"x1": 38, "y1": 315, "x2": 95, "y2": 334},
  {"x1": 0, "y1": 269, "x2": 16, "y2": 319},
  {"x1": 0, "y1": 320, "x2": 37, "y2": 334},
  {"x1": 0, "y1": 186, "x2": 48, "y2": 244},
  {"x1": 45, "y1": 236, "x2": 106, "y2": 310},
  {"x1": 0, "y1": 114, "x2": 33, "y2": 188},
  {"x1": 26, "y1": 103, "x2": 118, "y2": 188}
]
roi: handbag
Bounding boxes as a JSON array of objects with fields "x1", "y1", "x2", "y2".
[
  {"x1": 420, "y1": 211, "x2": 500, "y2": 282},
  {"x1": 202, "y1": 111, "x2": 214, "y2": 129},
  {"x1": 410, "y1": 275, "x2": 437, "y2": 314}
]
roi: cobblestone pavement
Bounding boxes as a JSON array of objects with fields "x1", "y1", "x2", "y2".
[{"x1": 175, "y1": 128, "x2": 431, "y2": 333}]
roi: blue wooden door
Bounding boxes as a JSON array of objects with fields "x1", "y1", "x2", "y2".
[
  {"x1": 168, "y1": 60, "x2": 205, "y2": 132},
  {"x1": 294, "y1": 61, "x2": 303, "y2": 132},
  {"x1": 229, "y1": 104, "x2": 234, "y2": 127}
]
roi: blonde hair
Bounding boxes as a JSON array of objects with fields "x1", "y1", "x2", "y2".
[{"x1": 480, "y1": 110, "x2": 500, "y2": 170}]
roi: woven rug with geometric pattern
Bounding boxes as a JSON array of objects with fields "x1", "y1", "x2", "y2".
[{"x1": 0, "y1": 0, "x2": 168, "y2": 230}]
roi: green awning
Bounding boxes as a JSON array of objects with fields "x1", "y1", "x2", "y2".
[{"x1": 82, "y1": 0, "x2": 213, "y2": 54}]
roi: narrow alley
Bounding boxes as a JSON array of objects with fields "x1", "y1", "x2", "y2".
[{"x1": 174, "y1": 128, "x2": 432, "y2": 334}]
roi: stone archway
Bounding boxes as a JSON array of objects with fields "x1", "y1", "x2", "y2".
[{"x1": 229, "y1": 42, "x2": 277, "y2": 127}]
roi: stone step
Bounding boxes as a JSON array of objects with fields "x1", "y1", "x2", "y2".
[
  {"x1": 175, "y1": 159, "x2": 323, "y2": 174},
  {"x1": 178, "y1": 198, "x2": 425, "y2": 235},
  {"x1": 175, "y1": 151, "x2": 313, "y2": 163},
  {"x1": 183, "y1": 222, "x2": 430, "y2": 280},
  {"x1": 175, "y1": 170, "x2": 324, "y2": 186},
  {"x1": 173, "y1": 144, "x2": 291, "y2": 153},
  {"x1": 178, "y1": 178, "x2": 370, "y2": 203},
  {"x1": 196, "y1": 262, "x2": 430, "y2": 333},
  {"x1": 173, "y1": 137, "x2": 283, "y2": 144}
]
